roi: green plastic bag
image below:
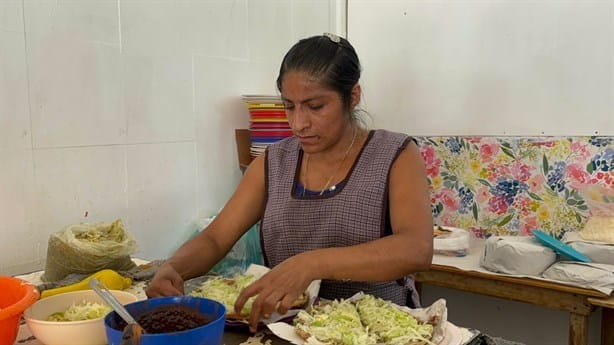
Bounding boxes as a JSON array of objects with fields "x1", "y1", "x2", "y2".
[
  {"x1": 211, "y1": 223, "x2": 263, "y2": 276},
  {"x1": 191, "y1": 216, "x2": 263, "y2": 276}
]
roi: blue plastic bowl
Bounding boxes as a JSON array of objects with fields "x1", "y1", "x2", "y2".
[{"x1": 104, "y1": 296, "x2": 225, "y2": 345}]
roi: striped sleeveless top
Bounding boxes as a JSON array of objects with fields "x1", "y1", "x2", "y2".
[{"x1": 260, "y1": 129, "x2": 419, "y2": 306}]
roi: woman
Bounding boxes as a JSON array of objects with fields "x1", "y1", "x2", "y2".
[{"x1": 146, "y1": 33, "x2": 433, "y2": 332}]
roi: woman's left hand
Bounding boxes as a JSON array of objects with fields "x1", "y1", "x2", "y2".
[{"x1": 234, "y1": 255, "x2": 314, "y2": 333}]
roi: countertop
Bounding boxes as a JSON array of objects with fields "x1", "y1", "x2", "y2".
[{"x1": 14, "y1": 266, "x2": 477, "y2": 345}]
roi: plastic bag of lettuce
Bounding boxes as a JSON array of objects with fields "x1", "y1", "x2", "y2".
[{"x1": 42, "y1": 219, "x2": 138, "y2": 282}]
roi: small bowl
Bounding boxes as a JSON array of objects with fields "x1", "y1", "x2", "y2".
[
  {"x1": 0, "y1": 276, "x2": 39, "y2": 345},
  {"x1": 24, "y1": 289, "x2": 137, "y2": 345},
  {"x1": 104, "y1": 296, "x2": 226, "y2": 345}
]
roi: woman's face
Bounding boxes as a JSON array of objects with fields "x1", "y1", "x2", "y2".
[{"x1": 281, "y1": 70, "x2": 350, "y2": 155}]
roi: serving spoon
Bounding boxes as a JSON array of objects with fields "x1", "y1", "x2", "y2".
[{"x1": 89, "y1": 278, "x2": 144, "y2": 345}]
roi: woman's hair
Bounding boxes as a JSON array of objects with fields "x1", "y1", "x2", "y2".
[{"x1": 276, "y1": 34, "x2": 362, "y2": 118}]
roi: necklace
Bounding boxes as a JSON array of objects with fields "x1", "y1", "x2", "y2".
[{"x1": 304, "y1": 127, "x2": 357, "y2": 196}]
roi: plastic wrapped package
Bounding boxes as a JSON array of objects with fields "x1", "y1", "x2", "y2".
[
  {"x1": 542, "y1": 262, "x2": 614, "y2": 292},
  {"x1": 562, "y1": 231, "x2": 614, "y2": 264},
  {"x1": 480, "y1": 236, "x2": 556, "y2": 276},
  {"x1": 577, "y1": 184, "x2": 614, "y2": 243},
  {"x1": 581, "y1": 216, "x2": 614, "y2": 242},
  {"x1": 433, "y1": 226, "x2": 472, "y2": 256}
]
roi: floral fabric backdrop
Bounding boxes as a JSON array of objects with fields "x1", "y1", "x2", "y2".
[{"x1": 416, "y1": 136, "x2": 614, "y2": 239}]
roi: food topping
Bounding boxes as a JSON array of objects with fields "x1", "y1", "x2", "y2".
[
  {"x1": 47, "y1": 300, "x2": 111, "y2": 321},
  {"x1": 189, "y1": 274, "x2": 257, "y2": 317},
  {"x1": 294, "y1": 294, "x2": 436, "y2": 345},
  {"x1": 114, "y1": 305, "x2": 212, "y2": 334},
  {"x1": 294, "y1": 298, "x2": 376, "y2": 344}
]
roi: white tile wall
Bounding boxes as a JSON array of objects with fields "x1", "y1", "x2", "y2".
[
  {"x1": 25, "y1": 0, "x2": 120, "y2": 45},
  {"x1": 175, "y1": 0, "x2": 249, "y2": 59},
  {"x1": 0, "y1": 0, "x2": 339, "y2": 275},
  {"x1": 30, "y1": 146, "x2": 128, "y2": 248},
  {"x1": 291, "y1": 0, "x2": 333, "y2": 41},
  {"x1": 0, "y1": 0, "x2": 23, "y2": 33},
  {"x1": 27, "y1": 36, "x2": 124, "y2": 148},
  {"x1": 120, "y1": 0, "x2": 189, "y2": 57},
  {"x1": 120, "y1": 0, "x2": 249, "y2": 58},
  {"x1": 247, "y1": 0, "x2": 293, "y2": 62},
  {"x1": 0, "y1": 31, "x2": 30, "y2": 150},
  {"x1": 125, "y1": 142, "x2": 197, "y2": 259},
  {"x1": 0, "y1": 149, "x2": 37, "y2": 274},
  {"x1": 122, "y1": 55, "x2": 195, "y2": 143},
  {"x1": 350, "y1": 0, "x2": 614, "y2": 136},
  {"x1": 193, "y1": 56, "x2": 254, "y2": 216}
]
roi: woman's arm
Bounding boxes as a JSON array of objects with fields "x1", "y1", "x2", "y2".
[
  {"x1": 146, "y1": 155, "x2": 266, "y2": 297},
  {"x1": 236, "y1": 140, "x2": 433, "y2": 330}
]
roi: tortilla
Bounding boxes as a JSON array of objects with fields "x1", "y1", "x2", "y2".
[{"x1": 189, "y1": 273, "x2": 309, "y2": 320}]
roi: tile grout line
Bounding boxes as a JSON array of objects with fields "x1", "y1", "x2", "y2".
[
  {"x1": 117, "y1": 0, "x2": 122, "y2": 54},
  {"x1": 22, "y1": 0, "x2": 34, "y2": 160}
]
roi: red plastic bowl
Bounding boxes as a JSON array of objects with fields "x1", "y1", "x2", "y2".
[{"x1": 0, "y1": 276, "x2": 39, "y2": 345}]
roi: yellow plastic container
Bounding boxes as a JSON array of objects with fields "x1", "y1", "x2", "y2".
[{"x1": 41, "y1": 269, "x2": 131, "y2": 299}]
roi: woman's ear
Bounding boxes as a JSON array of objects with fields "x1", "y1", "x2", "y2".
[{"x1": 350, "y1": 83, "x2": 361, "y2": 109}]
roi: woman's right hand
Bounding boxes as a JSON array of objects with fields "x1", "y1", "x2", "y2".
[{"x1": 145, "y1": 262, "x2": 185, "y2": 298}]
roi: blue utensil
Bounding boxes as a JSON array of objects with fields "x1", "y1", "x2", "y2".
[{"x1": 531, "y1": 229, "x2": 591, "y2": 263}]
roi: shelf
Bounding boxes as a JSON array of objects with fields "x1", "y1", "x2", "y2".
[{"x1": 235, "y1": 129, "x2": 252, "y2": 172}]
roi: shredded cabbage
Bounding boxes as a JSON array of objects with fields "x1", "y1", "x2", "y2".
[
  {"x1": 294, "y1": 295, "x2": 436, "y2": 345},
  {"x1": 189, "y1": 274, "x2": 257, "y2": 315},
  {"x1": 295, "y1": 299, "x2": 377, "y2": 345},
  {"x1": 47, "y1": 300, "x2": 112, "y2": 321},
  {"x1": 356, "y1": 294, "x2": 434, "y2": 345}
]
